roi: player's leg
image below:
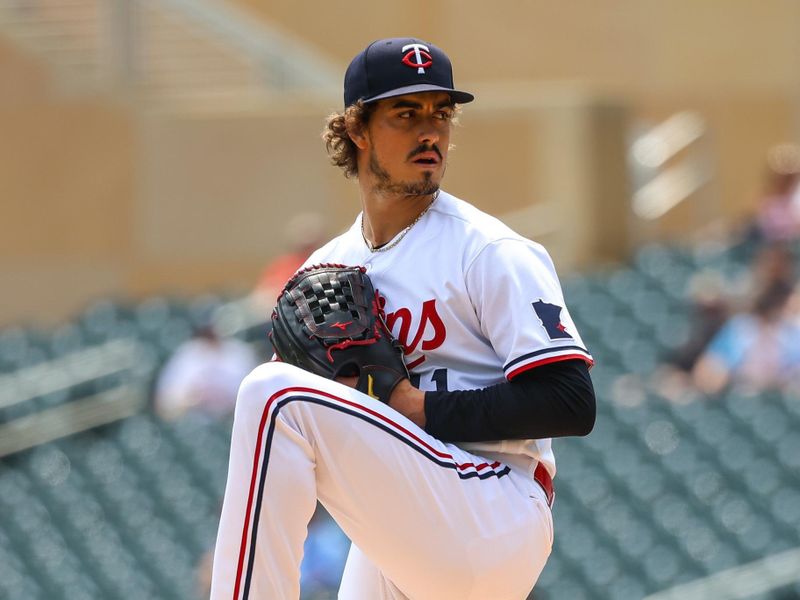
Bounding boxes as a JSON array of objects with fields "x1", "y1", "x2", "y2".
[
  {"x1": 338, "y1": 544, "x2": 409, "y2": 600},
  {"x1": 313, "y1": 381, "x2": 553, "y2": 600},
  {"x1": 334, "y1": 492, "x2": 551, "y2": 600},
  {"x1": 211, "y1": 361, "x2": 552, "y2": 600},
  {"x1": 210, "y1": 363, "x2": 318, "y2": 599}
]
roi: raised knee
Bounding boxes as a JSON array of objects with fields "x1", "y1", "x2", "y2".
[
  {"x1": 234, "y1": 362, "x2": 316, "y2": 416},
  {"x1": 248, "y1": 361, "x2": 305, "y2": 385}
]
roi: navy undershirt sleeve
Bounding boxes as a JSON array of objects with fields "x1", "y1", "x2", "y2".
[{"x1": 423, "y1": 359, "x2": 595, "y2": 442}]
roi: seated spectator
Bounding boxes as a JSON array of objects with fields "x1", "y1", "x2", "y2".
[
  {"x1": 692, "y1": 281, "x2": 800, "y2": 394},
  {"x1": 723, "y1": 242, "x2": 797, "y2": 312},
  {"x1": 653, "y1": 272, "x2": 730, "y2": 403},
  {"x1": 747, "y1": 242, "x2": 796, "y2": 292},
  {"x1": 154, "y1": 323, "x2": 258, "y2": 420},
  {"x1": 751, "y1": 143, "x2": 800, "y2": 243},
  {"x1": 665, "y1": 271, "x2": 730, "y2": 373},
  {"x1": 252, "y1": 212, "x2": 328, "y2": 313}
]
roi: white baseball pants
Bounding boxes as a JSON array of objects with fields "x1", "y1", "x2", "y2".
[{"x1": 210, "y1": 362, "x2": 553, "y2": 600}]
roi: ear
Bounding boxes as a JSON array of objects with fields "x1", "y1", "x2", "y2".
[{"x1": 347, "y1": 121, "x2": 369, "y2": 151}]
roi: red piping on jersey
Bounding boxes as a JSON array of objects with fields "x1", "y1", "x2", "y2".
[
  {"x1": 507, "y1": 353, "x2": 594, "y2": 380},
  {"x1": 232, "y1": 385, "x2": 503, "y2": 600},
  {"x1": 232, "y1": 395, "x2": 272, "y2": 600}
]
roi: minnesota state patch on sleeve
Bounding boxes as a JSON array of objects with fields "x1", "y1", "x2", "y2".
[{"x1": 532, "y1": 300, "x2": 573, "y2": 340}]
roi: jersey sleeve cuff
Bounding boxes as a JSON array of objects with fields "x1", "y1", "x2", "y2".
[{"x1": 504, "y1": 347, "x2": 594, "y2": 380}]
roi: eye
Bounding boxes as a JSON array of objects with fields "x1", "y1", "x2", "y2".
[
  {"x1": 435, "y1": 110, "x2": 454, "y2": 121},
  {"x1": 397, "y1": 110, "x2": 413, "y2": 119}
]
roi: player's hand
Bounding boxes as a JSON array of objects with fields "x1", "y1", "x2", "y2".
[
  {"x1": 335, "y1": 376, "x2": 359, "y2": 388},
  {"x1": 270, "y1": 265, "x2": 409, "y2": 404},
  {"x1": 388, "y1": 379, "x2": 426, "y2": 428},
  {"x1": 337, "y1": 376, "x2": 426, "y2": 428}
]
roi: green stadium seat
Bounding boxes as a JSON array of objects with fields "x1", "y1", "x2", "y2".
[
  {"x1": 533, "y1": 553, "x2": 565, "y2": 593},
  {"x1": 0, "y1": 327, "x2": 30, "y2": 371},
  {"x1": 3, "y1": 239, "x2": 800, "y2": 600},
  {"x1": 776, "y1": 434, "x2": 800, "y2": 471},
  {"x1": 715, "y1": 432, "x2": 758, "y2": 471},
  {"x1": 0, "y1": 567, "x2": 45, "y2": 600},
  {"x1": 573, "y1": 469, "x2": 615, "y2": 511},
  {"x1": 734, "y1": 512, "x2": 776, "y2": 558},
  {"x1": 47, "y1": 323, "x2": 86, "y2": 358},
  {"x1": 153, "y1": 317, "x2": 194, "y2": 355},
  {"x1": 642, "y1": 543, "x2": 686, "y2": 586},
  {"x1": 726, "y1": 391, "x2": 763, "y2": 423},
  {"x1": 606, "y1": 269, "x2": 649, "y2": 301},
  {"x1": 769, "y1": 488, "x2": 800, "y2": 531},
  {"x1": 778, "y1": 392, "x2": 800, "y2": 422},
  {"x1": 742, "y1": 457, "x2": 782, "y2": 500},
  {"x1": 78, "y1": 299, "x2": 135, "y2": 344},
  {"x1": 619, "y1": 339, "x2": 661, "y2": 375},
  {"x1": 186, "y1": 293, "x2": 225, "y2": 328},
  {"x1": 626, "y1": 464, "x2": 667, "y2": 505},
  {"x1": 134, "y1": 297, "x2": 180, "y2": 335},
  {"x1": 749, "y1": 403, "x2": 793, "y2": 446},
  {"x1": 605, "y1": 573, "x2": 649, "y2": 600},
  {"x1": 652, "y1": 311, "x2": 692, "y2": 351},
  {"x1": 546, "y1": 579, "x2": 592, "y2": 600}
]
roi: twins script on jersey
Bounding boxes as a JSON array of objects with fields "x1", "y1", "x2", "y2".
[{"x1": 303, "y1": 191, "x2": 593, "y2": 476}]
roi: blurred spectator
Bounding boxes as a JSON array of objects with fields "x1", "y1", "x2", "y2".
[
  {"x1": 195, "y1": 503, "x2": 349, "y2": 599},
  {"x1": 750, "y1": 143, "x2": 800, "y2": 243},
  {"x1": 252, "y1": 212, "x2": 328, "y2": 313},
  {"x1": 692, "y1": 280, "x2": 800, "y2": 394},
  {"x1": 733, "y1": 242, "x2": 797, "y2": 307},
  {"x1": 665, "y1": 271, "x2": 730, "y2": 373},
  {"x1": 653, "y1": 272, "x2": 730, "y2": 403},
  {"x1": 300, "y1": 504, "x2": 350, "y2": 598},
  {"x1": 710, "y1": 242, "x2": 798, "y2": 316},
  {"x1": 657, "y1": 243, "x2": 798, "y2": 401},
  {"x1": 154, "y1": 322, "x2": 258, "y2": 420}
]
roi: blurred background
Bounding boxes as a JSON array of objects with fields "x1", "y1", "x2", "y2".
[{"x1": 1, "y1": 1, "x2": 800, "y2": 599}]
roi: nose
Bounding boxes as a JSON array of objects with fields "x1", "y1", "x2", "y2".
[{"x1": 418, "y1": 121, "x2": 440, "y2": 146}]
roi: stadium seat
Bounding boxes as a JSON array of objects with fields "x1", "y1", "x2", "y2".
[
  {"x1": 78, "y1": 299, "x2": 135, "y2": 345},
  {"x1": 47, "y1": 323, "x2": 87, "y2": 359},
  {"x1": 3, "y1": 239, "x2": 800, "y2": 600}
]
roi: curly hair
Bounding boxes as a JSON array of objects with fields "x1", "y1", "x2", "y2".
[
  {"x1": 321, "y1": 99, "x2": 461, "y2": 178},
  {"x1": 321, "y1": 100, "x2": 376, "y2": 179}
]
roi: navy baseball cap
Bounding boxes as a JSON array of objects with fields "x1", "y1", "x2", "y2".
[{"x1": 343, "y1": 37, "x2": 474, "y2": 108}]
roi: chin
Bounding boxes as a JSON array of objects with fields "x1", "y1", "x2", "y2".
[{"x1": 418, "y1": 168, "x2": 443, "y2": 184}]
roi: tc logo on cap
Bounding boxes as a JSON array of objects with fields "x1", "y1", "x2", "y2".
[{"x1": 402, "y1": 43, "x2": 433, "y2": 74}]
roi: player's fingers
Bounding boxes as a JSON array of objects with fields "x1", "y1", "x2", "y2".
[{"x1": 334, "y1": 375, "x2": 359, "y2": 388}]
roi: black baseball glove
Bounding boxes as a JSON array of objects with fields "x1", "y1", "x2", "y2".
[{"x1": 270, "y1": 264, "x2": 409, "y2": 403}]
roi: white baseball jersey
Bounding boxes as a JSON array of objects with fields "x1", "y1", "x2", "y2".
[
  {"x1": 304, "y1": 190, "x2": 593, "y2": 476},
  {"x1": 211, "y1": 190, "x2": 591, "y2": 600}
]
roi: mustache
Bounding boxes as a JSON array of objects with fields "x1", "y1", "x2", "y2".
[{"x1": 407, "y1": 144, "x2": 443, "y2": 161}]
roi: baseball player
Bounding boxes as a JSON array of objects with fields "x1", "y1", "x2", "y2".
[{"x1": 211, "y1": 37, "x2": 595, "y2": 599}]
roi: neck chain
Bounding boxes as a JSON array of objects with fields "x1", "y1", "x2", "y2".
[{"x1": 361, "y1": 191, "x2": 439, "y2": 253}]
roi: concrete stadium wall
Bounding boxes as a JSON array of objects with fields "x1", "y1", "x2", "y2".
[
  {"x1": 0, "y1": 40, "x2": 135, "y2": 326},
  {"x1": 3, "y1": 1, "x2": 800, "y2": 326},
  {"x1": 234, "y1": 0, "x2": 800, "y2": 217},
  {"x1": 133, "y1": 92, "x2": 630, "y2": 295}
]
